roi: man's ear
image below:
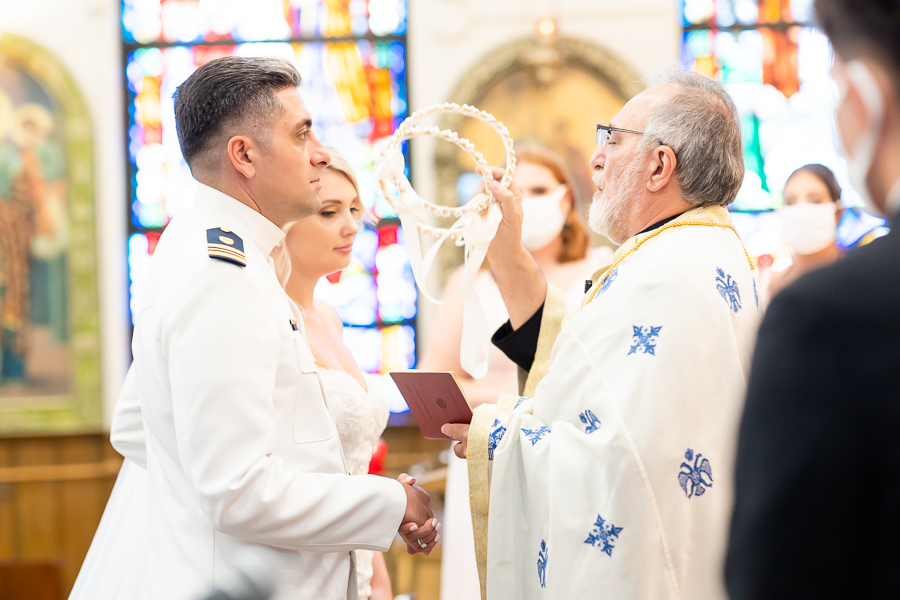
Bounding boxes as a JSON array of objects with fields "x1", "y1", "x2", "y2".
[
  {"x1": 647, "y1": 145, "x2": 677, "y2": 193},
  {"x1": 226, "y1": 135, "x2": 257, "y2": 179}
]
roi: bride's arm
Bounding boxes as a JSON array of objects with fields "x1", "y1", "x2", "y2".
[{"x1": 369, "y1": 552, "x2": 393, "y2": 600}]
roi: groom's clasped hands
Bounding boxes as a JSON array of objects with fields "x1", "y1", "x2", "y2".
[{"x1": 396, "y1": 473, "x2": 440, "y2": 555}]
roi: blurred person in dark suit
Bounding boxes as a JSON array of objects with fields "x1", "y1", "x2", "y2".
[{"x1": 726, "y1": 1, "x2": 900, "y2": 598}]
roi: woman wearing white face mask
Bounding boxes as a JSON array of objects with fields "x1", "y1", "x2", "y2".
[
  {"x1": 421, "y1": 145, "x2": 613, "y2": 600},
  {"x1": 768, "y1": 164, "x2": 843, "y2": 298}
]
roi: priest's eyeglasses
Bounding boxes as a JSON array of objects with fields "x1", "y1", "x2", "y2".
[{"x1": 596, "y1": 124, "x2": 647, "y2": 147}]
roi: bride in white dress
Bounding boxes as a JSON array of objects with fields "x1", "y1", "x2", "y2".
[
  {"x1": 71, "y1": 149, "x2": 394, "y2": 600},
  {"x1": 273, "y1": 150, "x2": 393, "y2": 600}
]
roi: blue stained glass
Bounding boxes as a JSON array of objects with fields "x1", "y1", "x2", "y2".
[
  {"x1": 343, "y1": 326, "x2": 382, "y2": 373},
  {"x1": 353, "y1": 227, "x2": 379, "y2": 271},
  {"x1": 457, "y1": 173, "x2": 484, "y2": 206},
  {"x1": 684, "y1": 30, "x2": 712, "y2": 61},
  {"x1": 127, "y1": 233, "x2": 151, "y2": 325},
  {"x1": 382, "y1": 375, "x2": 410, "y2": 413},
  {"x1": 389, "y1": 42, "x2": 406, "y2": 74},
  {"x1": 397, "y1": 324, "x2": 416, "y2": 368},
  {"x1": 716, "y1": 0, "x2": 736, "y2": 26},
  {"x1": 329, "y1": 274, "x2": 379, "y2": 326}
]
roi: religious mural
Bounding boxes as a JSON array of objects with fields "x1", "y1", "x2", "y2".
[
  {"x1": 0, "y1": 34, "x2": 101, "y2": 432},
  {"x1": 0, "y1": 63, "x2": 69, "y2": 392}
]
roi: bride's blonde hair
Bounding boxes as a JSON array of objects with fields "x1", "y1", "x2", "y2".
[{"x1": 272, "y1": 146, "x2": 367, "y2": 286}]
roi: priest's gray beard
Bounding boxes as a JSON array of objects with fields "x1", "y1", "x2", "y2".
[{"x1": 588, "y1": 160, "x2": 643, "y2": 245}]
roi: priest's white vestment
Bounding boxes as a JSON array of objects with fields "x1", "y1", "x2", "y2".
[{"x1": 468, "y1": 207, "x2": 761, "y2": 599}]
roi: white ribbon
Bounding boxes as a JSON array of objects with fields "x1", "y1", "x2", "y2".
[{"x1": 381, "y1": 148, "x2": 501, "y2": 379}]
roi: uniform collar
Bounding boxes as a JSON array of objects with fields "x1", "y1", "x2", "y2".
[{"x1": 193, "y1": 183, "x2": 286, "y2": 256}]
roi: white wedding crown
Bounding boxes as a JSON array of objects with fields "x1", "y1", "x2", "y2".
[{"x1": 374, "y1": 103, "x2": 516, "y2": 379}]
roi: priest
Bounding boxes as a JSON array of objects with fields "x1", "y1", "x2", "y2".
[{"x1": 443, "y1": 65, "x2": 760, "y2": 599}]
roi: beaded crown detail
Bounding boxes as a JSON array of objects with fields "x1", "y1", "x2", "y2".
[{"x1": 375, "y1": 103, "x2": 516, "y2": 239}]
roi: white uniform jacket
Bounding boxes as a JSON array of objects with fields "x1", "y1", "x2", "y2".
[{"x1": 121, "y1": 184, "x2": 407, "y2": 600}]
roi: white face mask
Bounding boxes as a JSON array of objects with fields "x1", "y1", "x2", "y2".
[
  {"x1": 779, "y1": 202, "x2": 838, "y2": 255},
  {"x1": 521, "y1": 184, "x2": 568, "y2": 250},
  {"x1": 835, "y1": 61, "x2": 884, "y2": 215}
]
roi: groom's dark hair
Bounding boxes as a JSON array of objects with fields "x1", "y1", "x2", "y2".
[{"x1": 173, "y1": 56, "x2": 301, "y2": 171}]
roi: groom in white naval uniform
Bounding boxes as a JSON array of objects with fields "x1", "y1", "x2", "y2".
[{"x1": 119, "y1": 56, "x2": 437, "y2": 600}]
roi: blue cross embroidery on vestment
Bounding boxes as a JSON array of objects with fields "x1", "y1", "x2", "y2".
[
  {"x1": 628, "y1": 326, "x2": 662, "y2": 356},
  {"x1": 515, "y1": 396, "x2": 532, "y2": 410},
  {"x1": 584, "y1": 514, "x2": 623, "y2": 556},
  {"x1": 678, "y1": 448, "x2": 713, "y2": 498},
  {"x1": 488, "y1": 418, "x2": 506, "y2": 461},
  {"x1": 598, "y1": 268, "x2": 618, "y2": 295},
  {"x1": 522, "y1": 426, "x2": 550, "y2": 446},
  {"x1": 716, "y1": 268, "x2": 742, "y2": 313},
  {"x1": 537, "y1": 540, "x2": 548, "y2": 588},
  {"x1": 579, "y1": 409, "x2": 601, "y2": 434},
  {"x1": 753, "y1": 278, "x2": 759, "y2": 308}
]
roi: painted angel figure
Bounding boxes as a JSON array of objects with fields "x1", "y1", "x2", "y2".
[{"x1": 678, "y1": 448, "x2": 714, "y2": 498}]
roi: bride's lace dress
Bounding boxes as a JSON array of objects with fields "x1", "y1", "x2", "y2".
[{"x1": 319, "y1": 368, "x2": 390, "y2": 600}]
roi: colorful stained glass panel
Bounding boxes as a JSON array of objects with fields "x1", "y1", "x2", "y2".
[
  {"x1": 681, "y1": 19, "x2": 865, "y2": 211},
  {"x1": 682, "y1": 0, "x2": 814, "y2": 27},
  {"x1": 126, "y1": 40, "x2": 406, "y2": 230},
  {"x1": 123, "y1": 0, "x2": 407, "y2": 44}
]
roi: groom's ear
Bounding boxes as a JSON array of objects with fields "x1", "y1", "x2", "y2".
[{"x1": 226, "y1": 135, "x2": 258, "y2": 180}]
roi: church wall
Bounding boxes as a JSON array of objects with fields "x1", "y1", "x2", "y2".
[
  {"x1": 1, "y1": 0, "x2": 684, "y2": 420},
  {"x1": 407, "y1": 0, "x2": 680, "y2": 348},
  {"x1": 3, "y1": 0, "x2": 129, "y2": 428}
]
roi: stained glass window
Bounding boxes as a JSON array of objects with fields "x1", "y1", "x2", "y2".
[
  {"x1": 680, "y1": 0, "x2": 887, "y2": 257},
  {"x1": 123, "y1": 1, "x2": 415, "y2": 411}
]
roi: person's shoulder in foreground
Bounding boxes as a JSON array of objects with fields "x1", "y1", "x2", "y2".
[{"x1": 727, "y1": 229, "x2": 900, "y2": 599}]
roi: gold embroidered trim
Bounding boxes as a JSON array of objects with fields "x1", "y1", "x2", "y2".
[
  {"x1": 468, "y1": 401, "x2": 503, "y2": 600},
  {"x1": 522, "y1": 285, "x2": 567, "y2": 396},
  {"x1": 584, "y1": 208, "x2": 754, "y2": 307}
]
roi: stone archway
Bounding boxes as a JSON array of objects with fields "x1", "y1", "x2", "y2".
[{"x1": 430, "y1": 35, "x2": 645, "y2": 281}]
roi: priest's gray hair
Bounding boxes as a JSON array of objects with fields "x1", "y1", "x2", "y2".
[{"x1": 638, "y1": 64, "x2": 744, "y2": 207}]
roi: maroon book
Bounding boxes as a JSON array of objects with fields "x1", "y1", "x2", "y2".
[{"x1": 389, "y1": 371, "x2": 474, "y2": 440}]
